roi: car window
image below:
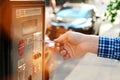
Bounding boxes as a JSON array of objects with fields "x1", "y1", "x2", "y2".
[
  {"x1": 78, "y1": 6, "x2": 93, "y2": 18},
  {"x1": 56, "y1": 5, "x2": 93, "y2": 18}
]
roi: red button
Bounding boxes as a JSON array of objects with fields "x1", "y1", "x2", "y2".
[{"x1": 18, "y1": 39, "x2": 25, "y2": 56}]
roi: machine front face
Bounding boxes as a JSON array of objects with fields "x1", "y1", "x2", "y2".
[
  {"x1": 10, "y1": 3, "x2": 45, "y2": 80},
  {"x1": 10, "y1": 0, "x2": 45, "y2": 1}
]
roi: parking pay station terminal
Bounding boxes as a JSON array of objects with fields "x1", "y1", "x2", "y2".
[{"x1": 0, "y1": 0, "x2": 45, "y2": 80}]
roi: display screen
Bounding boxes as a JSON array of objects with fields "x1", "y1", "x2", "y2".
[
  {"x1": 16, "y1": 8, "x2": 41, "y2": 18},
  {"x1": 13, "y1": 7, "x2": 42, "y2": 35},
  {"x1": 22, "y1": 19, "x2": 38, "y2": 35}
]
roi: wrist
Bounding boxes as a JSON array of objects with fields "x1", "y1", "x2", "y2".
[{"x1": 84, "y1": 35, "x2": 99, "y2": 54}]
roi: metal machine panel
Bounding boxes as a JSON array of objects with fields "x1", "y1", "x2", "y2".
[
  {"x1": 10, "y1": 0, "x2": 44, "y2": 1},
  {"x1": 11, "y1": 6, "x2": 44, "y2": 80},
  {"x1": 0, "y1": 0, "x2": 45, "y2": 80}
]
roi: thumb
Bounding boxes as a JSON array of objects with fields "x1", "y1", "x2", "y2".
[{"x1": 54, "y1": 32, "x2": 68, "y2": 43}]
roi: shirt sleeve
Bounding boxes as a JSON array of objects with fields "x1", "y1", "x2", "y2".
[{"x1": 98, "y1": 36, "x2": 120, "y2": 60}]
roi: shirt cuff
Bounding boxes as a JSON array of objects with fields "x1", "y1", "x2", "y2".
[{"x1": 98, "y1": 36, "x2": 120, "y2": 60}]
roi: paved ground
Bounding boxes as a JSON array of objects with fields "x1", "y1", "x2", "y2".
[{"x1": 49, "y1": 53, "x2": 120, "y2": 80}]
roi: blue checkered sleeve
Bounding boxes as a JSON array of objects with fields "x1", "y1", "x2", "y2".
[{"x1": 98, "y1": 36, "x2": 120, "y2": 60}]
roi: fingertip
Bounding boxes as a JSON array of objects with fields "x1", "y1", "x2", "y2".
[
  {"x1": 55, "y1": 47, "x2": 60, "y2": 52},
  {"x1": 60, "y1": 50, "x2": 67, "y2": 56},
  {"x1": 54, "y1": 39, "x2": 58, "y2": 42},
  {"x1": 55, "y1": 42, "x2": 60, "y2": 47}
]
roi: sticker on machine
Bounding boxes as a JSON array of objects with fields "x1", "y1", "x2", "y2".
[
  {"x1": 18, "y1": 39, "x2": 25, "y2": 56},
  {"x1": 16, "y1": 8, "x2": 41, "y2": 18}
]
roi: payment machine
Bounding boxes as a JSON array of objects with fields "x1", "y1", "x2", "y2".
[{"x1": 0, "y1": 0, "x2": 45, "y2": 80}]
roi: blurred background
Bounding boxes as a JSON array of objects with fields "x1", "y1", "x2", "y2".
[
  {"x1": 45, "y1": 0, "x2": 120, "y2": 80},
  {"x1": 45, "y1": 0, "x2": 120, "y2": 40}
]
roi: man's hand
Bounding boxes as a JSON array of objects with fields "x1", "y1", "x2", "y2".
[{"x1": 54, "y1": 31, "x2": 98, "y2": 60}]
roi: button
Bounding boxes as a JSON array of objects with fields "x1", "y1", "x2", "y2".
[{"x1": 33, "y1": 52, "x2": 41, "y2": 60}]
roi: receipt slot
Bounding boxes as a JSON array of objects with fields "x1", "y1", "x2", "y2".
[{"x1": 0, "y1": 0, "x2": 45, "y2": 80}]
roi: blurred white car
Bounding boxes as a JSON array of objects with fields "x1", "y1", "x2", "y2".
[{"x1": 46, "y1": 3, "x2": 101, "y2": 40}]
